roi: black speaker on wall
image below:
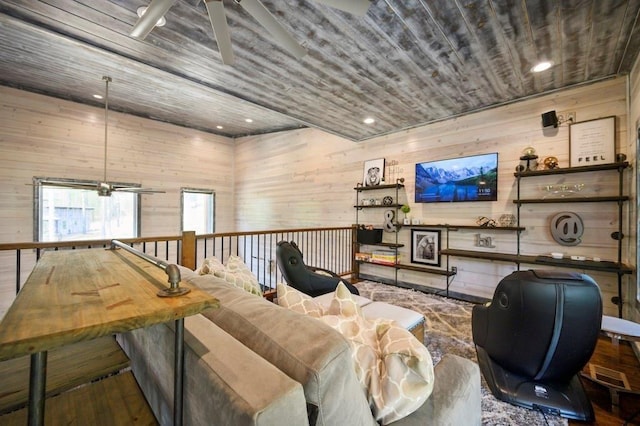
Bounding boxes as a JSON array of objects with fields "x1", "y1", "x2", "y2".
[{"x1": 542, "y1": 110, "x2": 559, "y2": 128}]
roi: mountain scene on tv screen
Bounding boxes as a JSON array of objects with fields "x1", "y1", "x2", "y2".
[{"x1": 415, "y1": 157, "x2": 498, "y2": 202}]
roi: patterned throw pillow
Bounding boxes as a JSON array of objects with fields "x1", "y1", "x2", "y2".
[
  {"x1": 277, "y1": 282, "x2": 434, "y2": 424},
  {"x1": 196, "y1": 255, "x2": 263, "y2": 297},
  {"x1": 276, "y1": 282, "x2": 324, "y2": 318},
  {"x1": 196, "y1": 256, "x2": 225, "y2": 275}
]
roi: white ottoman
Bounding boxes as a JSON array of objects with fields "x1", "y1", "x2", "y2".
[
  {"x1": 312, "y1": 294, "x2": 426, "y2": 342},
  {"x1": 313, "y1": 291, "x2": 373, "y2": 308},
  {"x1": 362, "y1": 302, "x2": 426, "y2": 342}
]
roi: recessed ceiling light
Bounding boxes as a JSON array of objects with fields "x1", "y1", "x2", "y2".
[
  {"x1": 363, "y1": 117, "x2": 375, "y2": 124},
  {"x1": 137, "y1": 6, "x2": 166, "y2": 27},
  {"x1": 245, "y1": 118, "x2": 253, "y2": 123},
  {"x1": 216, "y1": 125, "x2": 223, "y2": 130},
  {"x1": 93, "y1": 94, "x2": 103, "y2": 99},
  {"x1": 531, "y1": 61, "x2": 553, "y2": 73}
]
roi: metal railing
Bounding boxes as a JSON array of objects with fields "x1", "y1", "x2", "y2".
[
  {"x1": 0, "y1": 226, "x2": 354, "y2": 301},
  {"x1": 193, "y1": 226, "x2": 353, "y2": 291}
]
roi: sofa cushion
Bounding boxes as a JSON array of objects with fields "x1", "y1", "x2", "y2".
[
  {"x1": 184, "y1": 273, "x2": 377, "y2": 426},
  {"x1": 278, "y1": 282, "x2": 435, "y2": 425},
  {"x1": 118, "y1": 314, "x2": 308, "y2": 426}
]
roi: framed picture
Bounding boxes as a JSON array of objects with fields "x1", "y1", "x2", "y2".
[
  {"x1": 363, "y1": 158, "x2": 385, "y2": 186},
  {"x1": 411, "y1": 229, "x2": 441, "y2": 266},
  {"x1": 569, "y1": 116, "x2": 615, "y2": 167}
]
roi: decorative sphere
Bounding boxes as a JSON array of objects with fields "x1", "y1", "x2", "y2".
[
  {"x1": 522, "y1": 146, "x2": 537, "y2": 157},
  {"x1": 543, "y1": 156, "x2": 559, "y2": 169}
]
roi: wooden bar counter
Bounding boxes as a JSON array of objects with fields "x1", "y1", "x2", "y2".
[{"x1": 0, "y1": 247, "x2": 219, "y2": 425}]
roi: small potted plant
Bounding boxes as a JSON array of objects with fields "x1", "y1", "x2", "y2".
[{"x1": 401, "y1": 204, "x2": 411, "y2": 225}]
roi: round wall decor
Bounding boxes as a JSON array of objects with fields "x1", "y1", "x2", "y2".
[
  {"x1": 382, "y1": 196, "x2": 393, "y2": 205},
  {"x1": 550, "y1": 211, "x2": 584, "y2": 246}
]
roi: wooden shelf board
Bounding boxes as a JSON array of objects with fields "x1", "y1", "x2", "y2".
[
  {"x1": 514, "y1": 161, "x2": 629, "y2": 177},
  {"x1": 0, "y1": 372, "x2": 157, "y2": 426},
  {"x1": 354, "y1": 204, "x2": 402, "y2": 209},
  {"x1": 356, "y1": 242, "x2": 404, "y2": 248},
  {"x1": 532, "y1": 256, "x2": 634, "y2": 274},
  {"x1": 441, "y1": 249, "x2": 524, "y2": 263},
  {"x1": 410, "y1": 224, "x2": 524, "y2": 231},
  {"x1": 356, "y1": 260, "x2": 453, "y2": 276},
  {"x1": 441, "y1": 249, "x2": 633, "y2": 274},
  {"x1": 0, "y1": 336, "x2": 129, "y2": 415},
  {"x1": 354, "y1": 183, "x2": 404, "y2": 191},
  {"x1": 515, "y1": 196, "x2": 628, "y2": 204}
]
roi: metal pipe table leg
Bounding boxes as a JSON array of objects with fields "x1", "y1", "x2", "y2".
[
  {"x1": 28, "y1": 351, "x2": 47, "y2": 426},
  {"x1": 174, "y1": 318, "x2": 185, "y2": 426}
]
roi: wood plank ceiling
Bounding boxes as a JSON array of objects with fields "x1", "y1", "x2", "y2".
[{"x1": 0, "y1": 0, "x2": 639, "y2": 142}]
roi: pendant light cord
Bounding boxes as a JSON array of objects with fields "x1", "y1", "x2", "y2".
[{"x1": 102, "y1": 76, "x2": 112, "y2": 183}]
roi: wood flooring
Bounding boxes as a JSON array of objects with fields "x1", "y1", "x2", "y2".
[{"x1": 573, "y1": 337, "x2": 640, "y2": 426}]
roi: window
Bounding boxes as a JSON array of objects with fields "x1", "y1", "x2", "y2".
[
  {"x1": 181, "y1": 188, "x2": 215, "y2": 234},
  {"x1": 34, "y1": 178, "x2": 140, "y2": 242}
]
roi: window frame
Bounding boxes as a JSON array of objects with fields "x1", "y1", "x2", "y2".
[
  {"x1": 33, "y1": 177, "x2": 141, "y2": 242},
  {"x1": 180, "y1": 187, "x2": 216, "y2": 235}
]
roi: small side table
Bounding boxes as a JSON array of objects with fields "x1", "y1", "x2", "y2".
[
  {"x1": 586, "y1": 316, "x2": 640, "y2": 418},
  {"x1": 601, "y1": 315, "x2": 640, "y2": 346}
]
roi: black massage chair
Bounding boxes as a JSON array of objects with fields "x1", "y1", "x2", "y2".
[
  {"x1": 472, "y1": 270, "x2": 602, "y2": 421},
  {"x1": 276, "y1": 240, "x2": 359, "y2": 297}
]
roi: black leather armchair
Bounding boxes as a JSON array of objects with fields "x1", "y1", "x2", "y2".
[
  {"x1": 472, "y1": 270, "x2": 602, "y2": 421},
  {"x1": 276, "y1": 240, "x2": 359, "y2": 297}
]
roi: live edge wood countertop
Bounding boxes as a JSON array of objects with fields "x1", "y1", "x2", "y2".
[{"x1": 0, "y1": 248, "x2": 219, "y2": 361}]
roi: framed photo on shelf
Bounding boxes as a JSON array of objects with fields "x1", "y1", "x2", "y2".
[
  {"x1": 363, "y1": 158, "x2": 385, "y2": 186},
  {"x1": 411, "y1": 229, "x2": 441, "y2": 266},
  {"x1": 569, "y1": 116, "x2": 615, "y2": 167}
]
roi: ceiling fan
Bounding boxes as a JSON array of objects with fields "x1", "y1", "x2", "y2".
[
  {"x1": 130, "y1": 0, "x2": 372, "y2": 65},
  {"x1": 36, "y1": 76, "x2": 164, "y2": 197}
]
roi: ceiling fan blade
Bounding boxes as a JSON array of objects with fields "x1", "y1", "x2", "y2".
[
  {"x1": 34, "y1": 182, "x2": 98, "y2": 191},
  {"x1": 130, "y1": 0, "x2": 175, "y2": 39},
  {"x1": 312, "y1": 0, "x2": 372, "y2": 16},
  {"x1": 204, "y1": 0, "x2": 235, "y2": 65},
  {"x1": 234, "y1": 0, "x2": 307, "y2": 59},
  {"x1": 114, "y1": 187, "x2": 166, "y2": 194}
]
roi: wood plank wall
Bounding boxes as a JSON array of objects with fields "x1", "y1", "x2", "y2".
[
  {"x1": 235, "y1": 77, "x2": 634, "y2": 318},
  {"x1": 629, "y1": 57, "x2": 640, "y2": 324},
  {"x1": 0, "y1": 77, "x2": 637, "y2": 320},
  {"x1": 0, "y1": 86, "x2": 235, "y2": 316}
]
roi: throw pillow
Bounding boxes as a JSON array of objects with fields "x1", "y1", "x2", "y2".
[
  {"x1": 277, "y1": 282, "x2": 434, "y2": 424},
  {"x1": 276, "y1": 282, "x2": 324, "y2": 318},
  {"x1": 196, "y1": 255, "x2": 263, "y2": 297},
  {"x1": 196, "y1": 256, "x2": 225, "y2": 275}
]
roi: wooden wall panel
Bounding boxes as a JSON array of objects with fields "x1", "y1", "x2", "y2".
[
  {"x1": 628, "y1": 55, "x2": 640, "y2": 322},
  {"x1": 0, "y1": 86, "x2": 235, "y2": 316},
  {"x1": 0, "y1": 77, "x2": 635, "y2": 319},
  {"x1": 235, "y1": 77, "x2": 632, "y2": 317}
]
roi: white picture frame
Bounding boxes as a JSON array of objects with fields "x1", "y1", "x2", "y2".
[
  {"x1": 363, "y1": 158, "x2": 385, "y2": 186},
  {"x1": 569, "y1": 116, "x2": 615, "y2": 167}
]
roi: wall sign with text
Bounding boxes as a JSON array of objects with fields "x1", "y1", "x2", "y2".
[{"x1": 569, "y1": 116, "x2": 615, "y2": 167}]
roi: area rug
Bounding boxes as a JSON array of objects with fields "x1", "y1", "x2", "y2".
[{"x1": 355, "y1": 281, "x2": 568, "y2": 426}]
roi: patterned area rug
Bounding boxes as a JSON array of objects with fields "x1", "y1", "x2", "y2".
[{"x1": 355, "y1": 281, "x2": 568, "y2": 426}]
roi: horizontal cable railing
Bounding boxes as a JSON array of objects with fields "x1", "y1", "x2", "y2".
[{"x1": 0, "y1": 227, "x2": 354, "y2": 312}]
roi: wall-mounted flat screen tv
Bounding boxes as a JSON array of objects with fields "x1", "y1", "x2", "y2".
[{"x1": 415, "y1": 153, "x2": 498, "y2": 203}]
